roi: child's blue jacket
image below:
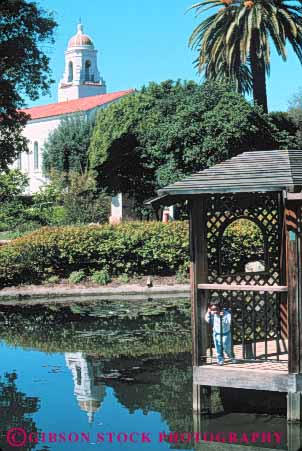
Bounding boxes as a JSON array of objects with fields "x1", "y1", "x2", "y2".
[{"x1": 205, "y1": 308, "x2": 231, "y2": 335}]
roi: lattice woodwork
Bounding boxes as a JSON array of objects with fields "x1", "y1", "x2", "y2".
[
  {"x1": 209, "y1": 290, "x2": 280, "y2": 345},
  {"x1": 206, "y1": 192, "x2": 281, "y2": 285},
  {"x1": 205, "y1": 192, "x2": 283, "y2": 358}
]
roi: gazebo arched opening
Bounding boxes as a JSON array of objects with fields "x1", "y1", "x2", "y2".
[{"x1": 218, "y1": 217, "x2": 266, "y2": 275}]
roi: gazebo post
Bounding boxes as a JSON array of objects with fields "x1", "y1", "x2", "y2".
[
  {"x1": 286, "y1": 199, "x2": 302, "y2": 422},
  {"x1": 190, "y1": 196, "x2": 208, "y2": 366},
  {"x1": 190, "y1": 196, "x2": 209, "y2": 414}
]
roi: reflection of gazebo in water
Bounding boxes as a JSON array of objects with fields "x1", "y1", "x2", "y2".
[
  {"x1": 149, "y1": 150, "x2": 302, "y2": 423},
  {"x1": 65, "y1": 352, "x2": 106, "y2": 424}
]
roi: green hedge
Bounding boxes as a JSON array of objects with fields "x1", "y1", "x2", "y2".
[
  {"x1": 0, "y1": 221, "x2": 189, "y2": 287},
  {"x1": 0, "y1": 218, "x2": 265, "y2": 288}
]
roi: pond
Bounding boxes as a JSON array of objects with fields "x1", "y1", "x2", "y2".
[{"x1": 0, "y1": 298, "x2": 289, "y2": 451}]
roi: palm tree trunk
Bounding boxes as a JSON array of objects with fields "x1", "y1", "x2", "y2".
[{"x1": 250, "y1": 33, "x2": 268, "y2": 114}]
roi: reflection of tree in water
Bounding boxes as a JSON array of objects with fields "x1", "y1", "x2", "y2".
[
  {"x1": 103, "y1": 354, "x2": 193, "y2": 449},
  {"x1": 0, "y1": 301, "x2": 191, "y2": 358},
  {"x1": 0, "y1": 373, "x2": 48, "y2": 451}
]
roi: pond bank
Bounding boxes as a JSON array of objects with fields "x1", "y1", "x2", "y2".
[{"x1": 0, "y1": 283, "x2": 190, "y2": 304}]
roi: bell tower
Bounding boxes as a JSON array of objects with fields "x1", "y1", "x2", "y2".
[{"x1": 58, "y1": 22, "x2": 106, "y2": 102}]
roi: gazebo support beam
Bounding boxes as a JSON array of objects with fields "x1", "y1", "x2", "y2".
[
  {"x1": 286, "y1": 201, "x2": 302, "y2": 422},
  {"x1": 190, "y1": 197, "x2": 208, "y2": 368}
]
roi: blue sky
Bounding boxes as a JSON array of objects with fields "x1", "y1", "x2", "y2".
[{"x1": 31, "y1": 0, "x2": 302, "y2": 112}]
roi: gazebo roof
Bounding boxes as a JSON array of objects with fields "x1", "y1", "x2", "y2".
[{"x1": 151, "y1": 150, "x2": 302, "y2": 204}]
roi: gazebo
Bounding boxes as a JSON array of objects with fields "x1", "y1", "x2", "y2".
[{"x1": 149, "y1": 149, "x2": 302, "y2": 422}]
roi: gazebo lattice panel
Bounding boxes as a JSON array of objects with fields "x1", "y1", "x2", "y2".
[
  {"x1": 205, "y1": 192, "x2": 283, "y2": 356},
  {"x1": 207, "y1": 289, "x2": 281, "y2": 352},
  {"x1": 206, "y1": 192, "x2": 282, "y2": 285}
]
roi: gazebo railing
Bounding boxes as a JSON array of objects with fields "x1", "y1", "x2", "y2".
[{"x1": 198, "y1": 284, "x2": 288, "y2": 364}]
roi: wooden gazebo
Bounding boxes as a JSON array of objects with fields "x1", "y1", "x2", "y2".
[{"x1": 149, "y1": 149, "x2": 302, "y2": 422}]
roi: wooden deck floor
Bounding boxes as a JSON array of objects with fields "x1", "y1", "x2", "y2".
[
  {"x1": 206, "y1": 338, "x2": 288, "y2": 372},
  {"x1": 194, "y1": 339, "x2": 291, "y2": 392},
  {"x1": 206, "y1": 359, "x2": 288, "y2": 372}
]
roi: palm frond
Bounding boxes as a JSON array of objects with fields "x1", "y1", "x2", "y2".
[{"x1": 188, "y1": 0, "x2": 302, "y2": 100}]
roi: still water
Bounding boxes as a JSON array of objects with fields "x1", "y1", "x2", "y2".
[{"x1": 0, "y1": 298, "x2": 289, "y2": 451}]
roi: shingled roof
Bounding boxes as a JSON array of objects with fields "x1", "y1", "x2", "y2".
[{"x1": 147, "y1": 150, "x2": 302, "y2": 207}]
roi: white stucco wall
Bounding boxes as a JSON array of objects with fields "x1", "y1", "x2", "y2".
[
  {"x1": 11, "y1": 116, "x2": 61, "y2": 193},
  {"x1": 11, "y1": 96, "x2": 132, "y2": 195},
  {"x1": 58, "y1": 83, "x2": 106, "y2": 102}
]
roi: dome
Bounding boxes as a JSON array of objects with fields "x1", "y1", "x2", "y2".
[{"x1": 68, "y1": 23, "x2": 94, "y2": 48}]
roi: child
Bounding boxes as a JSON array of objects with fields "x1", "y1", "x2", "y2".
[{"x1": 205, "y1": 300, "x2": 236, "y2": 365}]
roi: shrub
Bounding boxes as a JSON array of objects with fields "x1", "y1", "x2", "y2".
[
  {"x1": 90, "y1": 269, "x2": 111, "y2": 285},
  {"x1": 175, "y1": 261, "x2": 190, "y2": 283},
  {"x1": 1, "y1": 172, "x2": 111, "y2": 237},
  {"x1": 61, "y1": 173, "x2": 110, "y2": 225},
  {"x1": 69, "y1": 270, "x2": 86, "y2": 284},
  {"x1": 45, "y1": 275, "x2": 60, "y2": 284},
  {"x1": 0, "y1": 221, "x2": 189, "y2": 287},
  {"x1": 117, "y1": 274, "x2": 130, "y2": 284},
  {"x1": 0, "y1": 200, "x2": 29, "y2": 231},
  {"x1": 36, "y1": 171, "x2": 111, "y2": 226},
  {"x1": 0, "y1": 170, "x2": 29, "y2": 203}
]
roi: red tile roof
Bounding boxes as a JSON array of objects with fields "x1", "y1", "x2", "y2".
[{"x1": 23, "y1": 90, "x2": 134, "y2": 120}]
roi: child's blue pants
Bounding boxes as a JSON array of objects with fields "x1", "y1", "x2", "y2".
[{"x1": 213, "y1": 331, "x2": 233, "y2": 363}]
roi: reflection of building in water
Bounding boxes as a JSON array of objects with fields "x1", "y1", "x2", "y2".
[{"x1": 65, "y1": 352, "x2": 105, "y2": 424}]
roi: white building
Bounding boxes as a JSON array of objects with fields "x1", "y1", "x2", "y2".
[
  {"x1": 14, "y1": 22, "x2": 133, "y2": 194},
  {"x1": 58, "y1": 22, "x2": 106, "y2": 102}
]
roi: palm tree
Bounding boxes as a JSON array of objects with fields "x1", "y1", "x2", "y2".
[{"x1": 189, "y1": 0, "x2": 302, "y2": 113}]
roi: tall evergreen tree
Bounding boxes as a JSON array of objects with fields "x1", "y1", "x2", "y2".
[{"x1": 43, "y1": 114, "x2": 94, "y2": 177}]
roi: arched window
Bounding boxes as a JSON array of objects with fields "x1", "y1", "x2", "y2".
[
  {"x1": 34, "y1": 141, "x2": 39, "y2": 170},
  {"x1": 219, "y1": 218, "x2": 266, "y2": 275},
  {"x1": 16, "y1": 153, "x2": 21, "y2": 170},
  {"x1": 68, "y1": 61, "x2": 73, "y2": 82},
  {"x1": 76, "y1": 366, "x2": 82, "y2": 386},
  {"x1": 85, "y1": 60, "x2": 91, "y2": 81}
]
